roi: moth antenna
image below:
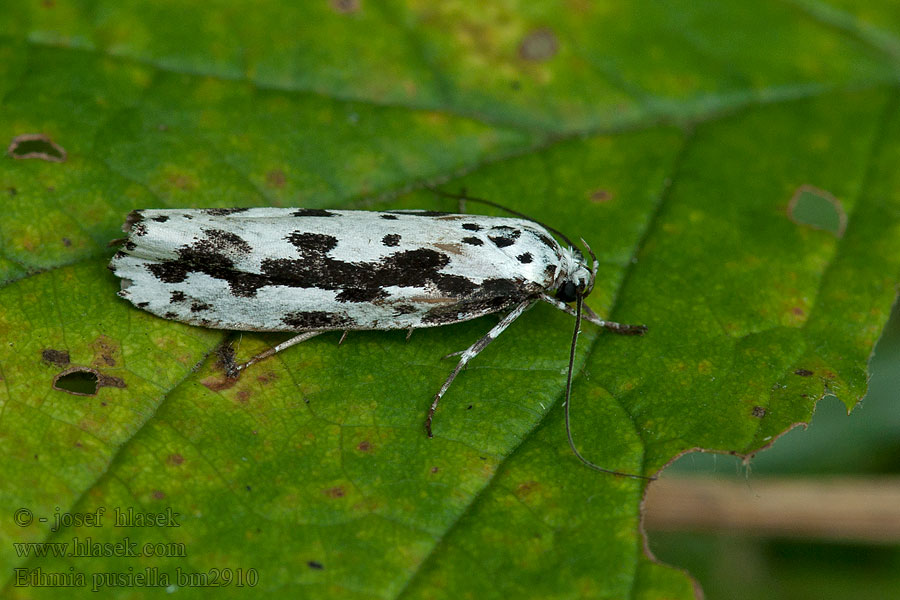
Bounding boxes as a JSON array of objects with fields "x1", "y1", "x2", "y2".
[
  {"x1": 426, "y1": 185, "x2": 577, "y2": 249},
  {"x1": 564, "y1": 293, "x2": 656, "y2": 480}
]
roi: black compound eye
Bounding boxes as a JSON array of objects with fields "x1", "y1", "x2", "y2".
[{"x1": 556, "y1": 281, "x2": 577, "y2": 303}]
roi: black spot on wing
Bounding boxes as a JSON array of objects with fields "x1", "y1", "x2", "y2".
[
  {"x1": 133, "y1": 223, "x2": 148, "y2": 237},
  {"x1": 544, "y1": 264, "x2": 557, "y2": 280},
  {"x1": 190, "y1": 301, "x2": 211, "y2": 312},
  {"x1": 204, "y1": 208, "x2": 249, "y2": 216},
  {"x1": 147, "y1": 261, "x2": 190, "y2": 283},
  {"x1": 164, "y1": 311, "x2": 178, "y2": 319},
  {"x1": 124, "y1": 241, "x2": 136, "y2": 251},
  {"x1": 204, "y1": 229, "x2": 252, "y2": 254},
  {"x1": 147, "y1": 229, "x2": 242, "y2": 284},
  {"x1": 380, "y1": 214, "x2": 399, "y2": 220},
  {"x1": 152, "y1": 215, "x2": 169, "y2": 223},
  {"x1": 145, "y1": 225, "x2": 257, "y2": 286},
  {"x1": 537, "y1": 232, "x2": 558, "y2": 250},
  {"x1": 282, "y1": 311, "x2": 353, "y2": 329},
  {"x1": 387, "y1": 210, "x2": 449, "y2": 217},
  {"x1": 170, "y1": 290, "x2": 186, "y2": 303},
  {"x1": 382, "y1": 234, "x2": 401, "y2": 247},
  {"x1": 137, "y1": 302, "x2": 149, "y2": 308},
  {"x1": 292, "y1": 209, "x2": 337, "y2": 217},
  {"x1": 488, "y1": 226, "x2": 521, "y2": 248},
  {"x1": 462, "y1": 223, "x2": 481, "y2": 231},
  {"x1": 336, "y1": 287, "x2": 388, "y2": 303},
  {"x1": 434, "y1": 274, "x2": 477, "y2": 296},
  {"x1": 125, "y1": 210, "x2": 145, "y2": 227},
  {"x1": 227, "y1": 273, "x2": 271, "y2": 297},
  {"x1": 286, "y1": 232, "x2": 338, "y2": 254},
  {"x1": 481, "y1": 278, "x2": 524, "y2": 296},
  {"x1": 517, "y1": 252, "x2": 533, "y2": 264},
  {"x1": 393, "y1": 304, "x2": 416, "y2": 315},
  {"x1": 462, "y1": 236, "x2": 483, "y2": 246},
  {"x1": 421, "y1": 277, "x2": 537, "y2": 324}
]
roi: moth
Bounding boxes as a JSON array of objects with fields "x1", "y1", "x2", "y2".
[{"x1": 109, "y1": 194, "x2": 649, "y2": 478}]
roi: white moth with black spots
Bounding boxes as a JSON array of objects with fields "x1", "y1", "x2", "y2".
[{"x1": 109, "y1": 200, "x2": 649, "y2": 478}]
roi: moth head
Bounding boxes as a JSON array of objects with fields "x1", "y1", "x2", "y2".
[{"x1": 556, "y1": 241, "x2": 597, "y2": 303}]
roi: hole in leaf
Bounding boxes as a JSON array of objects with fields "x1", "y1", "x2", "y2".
[
  {"x1": 7, "y1": 133, "x2": 67, "y2": 162},
  {"x1": 53, "y1": 368, "x2": 99, "y2": 396},
  {"x1": 788, "y1": 185, "x2": 846, "y2": 237}
]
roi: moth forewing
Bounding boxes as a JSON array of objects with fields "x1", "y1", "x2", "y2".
[{"x1": 109, "y1": 206, "x2": 648, "y2": 478}]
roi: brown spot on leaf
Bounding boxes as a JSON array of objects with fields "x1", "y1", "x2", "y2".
[
  {"x1": 62, "y1": 237, "x2": 71, "y2": 247},
  {"x1": 166, "y1": 173, "x2": 196, "y2": 191},
  {"x1": 7, "y1": 133, "x2": 66, "y2": 162},
  {"x1": 236, "y1": 389, "x2": 251, "y2": 403},
  {"x1": 590, "y1": 189, "x2": 613, "y2": 203},
  {"x1": 357, "y1": 440, "x2": 372, "y2": 452},
  {"x1": 265, "y1": 169, "x2": 287, "y2": 188},
  {"x1": 168, "y1": 453, "x2": 184, "y2": 465},
  {"x1": 91, "y1": 335, "x2": 120, "y2": 367},
  {"x1": 152, "y1": 490, "x2": 166, "y2": 500},
  {"x1": 307, "y1": 560, "x2": 324, "y2": 570},
  {"x1": 431, "y1": 466, "x2": 439, "y2": 474},
  {"x1": 751, "y1": 406, "x2": 767, "y2": 418},
  {"x1": 97, "y1": 374, "x2": 126, "y2": 389},
  {"x1": 201, "y1": 375, "x2": 238, "y2": 392},
  {"x1": 256, "y1": 371, "x2": 278, "y2": 385},
  {"x1": 323, "y1": 486, "x2": 345, "y2": 498},
  {"x1": 516, "y1": 481, "x2": 540, "y2": 497},
  {"x1": 330, "y1": 0, "x2": 360, "y2": 13},
  {"x1": 794, "y1": 369, "x2": 814, "y2": 377},
  {"x1": 519, "y1": 28, "x2": 559, "y2": 61},
  {"x1": 42, "y1": 349, "x2": 70, "y2": 367}
]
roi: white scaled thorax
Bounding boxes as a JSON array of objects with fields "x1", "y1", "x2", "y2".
[{"x1": 556, "y1": 245, "x2": 595, "y2": 297}]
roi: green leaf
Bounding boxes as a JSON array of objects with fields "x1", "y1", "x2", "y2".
[{"x1": 2, "y1": 2, "x2": 899, "y2": 599}]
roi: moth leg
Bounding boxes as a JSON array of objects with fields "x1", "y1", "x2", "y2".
[
  {"x1": 539, "y1": 293, "x2": 647, "y2": 335},
  {"x1": 338, "y1": 331, "x2": 349, "y2": 345},
  {"x1": 425, "y1": 299, "x2": 534, "y2": 437},
  {"x1": 406, "y1": 327, "x2": 414, "y2": 341},
  {"x1": 232, "y1": 331, "x2": 324, "y2": 376}
]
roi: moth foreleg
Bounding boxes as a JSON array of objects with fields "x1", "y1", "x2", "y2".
[
  {"x1": 425, "y1": 299, "x2": 534, "y2": 437},
  {"x1": 232, "y1": 331, "x2": 324, "y2": 377},
  {"x1": 539, "y1": 293, "x2": 647, "y2": 336}
]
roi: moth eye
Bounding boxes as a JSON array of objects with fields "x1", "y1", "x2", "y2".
[{"x1": 556, "y1": 281, "x2": 577, "y2": 303}]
